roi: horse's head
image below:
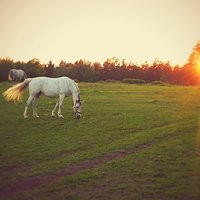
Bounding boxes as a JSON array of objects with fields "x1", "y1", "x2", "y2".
[{"x1": 73, "y1": 95, "x2": 82, "y2": 119}]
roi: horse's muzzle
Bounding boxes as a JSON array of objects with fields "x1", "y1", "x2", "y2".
[
  {"x1": 77, "y1": 115, "x2": 81, "y2": 119},
  {"x1": 76, "y1": 114, "x2": 81, "y2": 119}
]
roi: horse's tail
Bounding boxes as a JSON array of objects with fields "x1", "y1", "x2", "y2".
[{"x1": 3, "y1": 78, "x2": 32, "y2": 103}]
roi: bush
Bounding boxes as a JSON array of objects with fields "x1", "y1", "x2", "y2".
[
  {"x1": 105, "y1": 79, "x2": 118, "y2": 83},
  {"x1": 151, "y1": 81, "x2": 166, "y2": 86},
  {"x1": 122, "y1": 78, "x2": 146, "y2": 84}
]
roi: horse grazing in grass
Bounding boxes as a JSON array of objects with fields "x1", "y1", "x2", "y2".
[
  {"x1": 8, "y1": 69, "x2": 27, "y2": 82},
  {"x1": 3, "y1": 77, "x2": 82, "y2": 119}
]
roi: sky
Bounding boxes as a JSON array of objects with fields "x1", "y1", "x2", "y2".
[{"x1": 0, "y1": 0, "x2": 200, "y2": 66}]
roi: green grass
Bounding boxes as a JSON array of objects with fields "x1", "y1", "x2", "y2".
[{"x1": 0, "y1": 82, "x2": 200, "y2": 200}]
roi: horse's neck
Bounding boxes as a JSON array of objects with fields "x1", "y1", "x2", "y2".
[{"x1": 69, "y1": 80, "x2": 79, "y2": 103}]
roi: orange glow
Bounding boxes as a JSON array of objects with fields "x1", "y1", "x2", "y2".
[{"x1": 196, "y1": 58, "x2": 200, "y2": 73}]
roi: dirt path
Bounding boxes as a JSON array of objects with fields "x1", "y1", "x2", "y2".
[{"x1": 0, "y1": 133, "x2": 176, "y2": 199}]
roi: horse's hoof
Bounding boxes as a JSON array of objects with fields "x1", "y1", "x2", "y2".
[
  {"x1": 33, "y1": 115, "x2": 40, "y2": 118},
  {"x1": 58, "y1": 115, "x2": 64, "y2": 119},
  {"x1": 51, "y1": 114, "x2": 56, "y2": 118},
  {"x1": 24, "y1": 116, "x2": 28, "y2": 119}
]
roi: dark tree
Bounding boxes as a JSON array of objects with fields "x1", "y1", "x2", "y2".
[
  {"x1": 45, "y1": 60, "x2": 55, "y2": 77},
  {"x1": 182, "y1": 41, "x2": 200, "y2": 85}
]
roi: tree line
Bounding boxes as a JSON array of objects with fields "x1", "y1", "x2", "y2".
[{"x1": 0, "y1": 41, "x2": 200, "y2": 85}]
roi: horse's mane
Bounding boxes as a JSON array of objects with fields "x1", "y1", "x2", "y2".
[{"x1": 73, "y1": 80, "x2": 80, "y2": 93}]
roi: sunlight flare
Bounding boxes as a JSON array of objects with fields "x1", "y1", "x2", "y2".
[{"x1": 196, "y1": 57, "x2": 200, "y2": 74}]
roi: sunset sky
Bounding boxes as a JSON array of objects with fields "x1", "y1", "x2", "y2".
[{"x1": 0, "y1": 0, "x2": 200, "y2": 65}]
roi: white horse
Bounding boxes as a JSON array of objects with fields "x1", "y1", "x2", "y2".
[
  {"x1": 3, "y1": 77, "x2": 82, "y2": 119},
  {"x1": 8, "y1": 69, "x2": 27, "y2": 82}
]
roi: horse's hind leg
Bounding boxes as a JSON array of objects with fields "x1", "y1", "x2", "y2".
[
  {"x1": 32, "y1": 96, "x2": 40, "y2": 118},
  {"x1": 51, "y1": 99, "x2": 59, "y2": 117},
  {"x1": 24, "y1": 95, "x2": 34, "y2": 119}
]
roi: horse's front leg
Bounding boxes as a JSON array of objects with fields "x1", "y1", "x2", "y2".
[
  {"x1": 51, "y1": 99, "x2": 59, "y2": 117},
  {"x1": 58, "y1": 94, "x2": 65, "y2": 118}
]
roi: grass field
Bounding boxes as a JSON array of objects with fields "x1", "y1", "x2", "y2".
[{"x1": 0, "y1": 82, "x2": 200, "y2": 200}]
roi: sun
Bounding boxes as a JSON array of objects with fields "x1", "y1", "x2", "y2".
[{"x1": 196, "y1": 57, "x2": 200, "y2": 74}]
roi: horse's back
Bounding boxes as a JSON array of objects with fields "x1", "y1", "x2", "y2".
[{"x1": 31, "y1": 76, "x2": 72, "y2": 85}]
